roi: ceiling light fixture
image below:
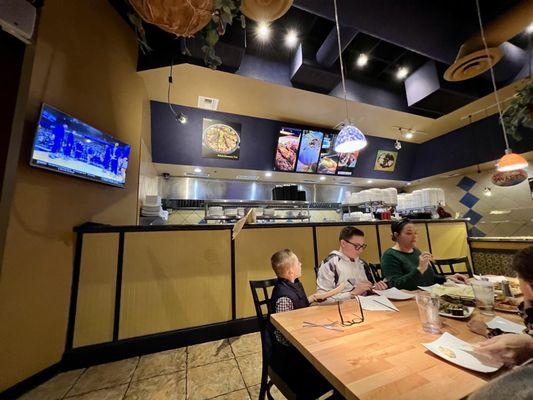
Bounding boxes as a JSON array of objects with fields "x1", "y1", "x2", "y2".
[
  {"x1": 177, "y1": 112, "x2": 188, "y2": 124},
  {"x1": 356, "y1": 53, "x2": 368, "y2": 67},
  {"x1": 474, "y1": 0, "x2": 528, "y2": 173},
  {"x1": 256, "y1": 21, "x2": 271, "y2": 41},
  {"x1": 264, "y1": 172, "x2": 272, "y2": 177},
  {"x1": 167, "y1": 60, "x2": 188, "y2": 124},
  {"x1": 367, "y1": 179, "x2": 373, "y2": 184},
  {"x1": 483, "y1": 187, "x2": 492, "y2": 196},
  {"x1": 396, "y1": 66, "x2": 409, "y2": 80},
  {"x1": 405, "y1": 129, "x2": 414, "y2": 139},
  {"x1": 319, "y1": 176, "x2": 326, "y2": 181},
  {"x1": 527, "y1": 22, "x2": 533, "y2": 34},
  {"x1": 194, "y1": 167, "x2": 202, "y2": 173},
  {"x1": 285, "y1": 29, "x2": 298, "y2": 48},
  {"x1": 332, "y1": 0, "x2": 367, "y2": 153},
  {"x1": 394, "y1": 139, "x2": 402, "y2": 150}
]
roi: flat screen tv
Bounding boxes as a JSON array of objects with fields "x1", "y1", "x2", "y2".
[
  {"x1": 30, "y1": 104, "x2": 131, "y2": 188},
  {"x1": 274, "y1": 127, "x2": 302, "y2": 172},
  {"x1": 295, "y1": 130, "x2": 324, "y2": 173}
]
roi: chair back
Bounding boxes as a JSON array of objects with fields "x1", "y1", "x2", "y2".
[
  {"x1": 433, "y1": 256, "x2": 473, "y2": 277},
  {"x1": 368, "y1": 263, "x2": 382, "y2": 282}
]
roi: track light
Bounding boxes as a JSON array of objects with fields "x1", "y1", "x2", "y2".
[
  {"x1": 396, "y1": 66, "x2": 409, "y2": 80},
  {"x1": 256, "y1": 22, "x2": 271, "y2": 41},
  {"x1": 356, "y1": 53, "x2": 368, "y2": 67},
  {"x1": 405, "y1": 130, "x2": 414, "y2": 139},
  {"x1": 176, "y1": 112, "x2": 188, "y2": 124},
  {"x1": 394, "y1": 140, "x2": 402, "y2": 150},
  {"x1": 285, "y1": 29, "x2": 298, "y2": 48},
  {"x1": 483, "y1": 187, "x2": 492, "y2": 197}
]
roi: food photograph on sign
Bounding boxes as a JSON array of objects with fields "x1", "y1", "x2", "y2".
[
  {"x1": 317, "y1": 133, "x2": 339, "y2": 175},
  {"x1": 374, "y1": 150, "x2": 398, "y2": 172},
  {"x1": 202, "y1": 118, "x2": 241, "y2": 160},
  {"x1": 337, "y1": 151, "x2": 359, "y2": 176},
  {"x1": 295, "y1": 130, "x2": 324, "y2": 173},
  {"x1": 274, "y1": 127, "x2": 302, "y2": 172}
]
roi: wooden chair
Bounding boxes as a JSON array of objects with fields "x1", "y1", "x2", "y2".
[
  {"x1": 433, "y1": 257, "x2": 474, "y2": 277},
  {"x1": 249, "y1": 278, "x2": 297, "y2": 400},
  {"x1": 368, "y1": 263, "x2": 382, "y2": 282}
]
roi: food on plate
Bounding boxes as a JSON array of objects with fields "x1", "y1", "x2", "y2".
[
  {"x1": 439, "y1": 300, "x2": 469, "y2": 316},
  {"x1": 438, "y1": 346, "x2": 457, "y2": 358},
  {"x1": 204, "y1": 124, "x2": 240, "y2": 154},
  {"x1": 430, "y1": 284, "x2": 475, "y2": 299},
  {"x1": 494, "y1": 297, "x2": 521, "y2": 312},
  {"x1": 275, "y1": 136, "x2": 299, "y2": 171},
  {"x1": 376, "y1": 152, "x2": 395, "y2": 168},
  {"x1": 317, "y1": 156, "x2": 338, "y2": 174},
  {"x1": 494, "y1": 280, "x2": 522, "y2": 295}
]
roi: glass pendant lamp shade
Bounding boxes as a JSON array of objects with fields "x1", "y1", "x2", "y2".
[
  {"x1": 334, "y1": 125, "x2": 368, "y2": 153},
  {"x1": 496, "y1": 149, "x2": 529, "y2": 172}
]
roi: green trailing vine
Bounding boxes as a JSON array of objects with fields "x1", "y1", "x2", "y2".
[{"x1": 502, "y1": 82, "x2": 533, "y2": 141}]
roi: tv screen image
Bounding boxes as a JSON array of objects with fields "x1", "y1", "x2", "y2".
[
  {"x1": 317, "y1": 133, "x2": 338, "y2": 175},
  {"x1": 295, "y1": 130, "x2": 324, "y2": 173},
  {"x1": 274, "y1": 127, "x2": 302, "y2": 172},
  {"x1": 30, "y1": 104, "x2": 131, "y2": 187}
]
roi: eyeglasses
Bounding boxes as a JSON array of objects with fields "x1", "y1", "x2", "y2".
[
  {"x1": 344, "y1": 240, "x2": 367, "y2": 251},
  {"x1": 337, "y1": 297, "x2": 365, "y2": 326}
]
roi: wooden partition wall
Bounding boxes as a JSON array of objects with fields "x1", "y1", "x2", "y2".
[{"x1": 68, "y1": 220, "x2": 470, "y2": 352}]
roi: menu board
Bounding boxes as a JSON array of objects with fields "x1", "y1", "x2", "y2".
[
  {"x1": 317, "y1": 133, "x2": 338, "y2": 174},
  {"x1": 295, "y1": 130, "x2": 324, "y2": 173},
  {"x1": 274, "y1": 127, "x2": 302, "y2": 172},
  {"x1": 337, "y1": 151, "x2": 359, "y2": 176}
]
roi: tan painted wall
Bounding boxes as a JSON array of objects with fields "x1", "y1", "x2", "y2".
[{"x1": 0, "y1": 0, "x2": 148, "y2": 391}]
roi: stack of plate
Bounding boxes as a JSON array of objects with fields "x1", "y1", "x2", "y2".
[
  {"x1": 141, "y1": 195, "x2": 168, "y2": 221},
  {"x1": 208, "y1": 206, "x2": 224, "y2": 217}
]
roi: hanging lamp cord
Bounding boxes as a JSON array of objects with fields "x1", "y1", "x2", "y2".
[
  {"x1": 474, "y1": 0, "x2": 510, "y2": 150},
  {"x1": 333, "y1": 0, "x2": 350, "y2": 123}
]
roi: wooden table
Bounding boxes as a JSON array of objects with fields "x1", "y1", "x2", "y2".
[{"x1": 270, "y1": 296, "x2": 523, "y2": 400}]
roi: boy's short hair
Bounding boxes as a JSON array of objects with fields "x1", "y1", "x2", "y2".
[
  {"x1": 512, "y1": 246, "x2": 533, "y2": 282},
  {"x1": 271, "y1": 249, "x2": 295, "y2": 276},
  {"x1": 339, "y1": 226, "x2": 364, "y2": 242}
]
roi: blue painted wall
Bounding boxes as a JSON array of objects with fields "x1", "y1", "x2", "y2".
[{"x1": 151, "y1": 101, "x2": 417, "y2": 181}]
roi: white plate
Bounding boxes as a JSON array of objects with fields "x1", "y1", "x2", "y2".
[
  {"x1": 486, "y1": 316, "x2": 525, "y2": 334},
  {"x1": 423, "y1": 332, "x2": 503, "y2": 373},
  {"x1": 439, "y1": 306, "x2": 474, "y2": 319}
]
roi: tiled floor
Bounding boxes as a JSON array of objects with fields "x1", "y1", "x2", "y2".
[{"x1": 17, "y1": 333, "x2": 287, "y2": 400}]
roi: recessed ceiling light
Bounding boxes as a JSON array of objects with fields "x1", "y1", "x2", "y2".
[
  {"x1": 319, "y1": 176, "x2": 326, "y2": 181},
  {"x1": 194, "y1": 167, "x2": 202, "y2": 173},
  {"x1": 256, "y1": 21, "x2": 271, "y2": 41},
  {"x1": 483, "y1": 187, "x2": 492, "y2": 197},
  {"x1": 405, "y1": 130, "x2": 414, "y2": 139},
  {"x1": 285, "y1": 29, "x2": 298, "y2": 48},
  {"x1": 367, "y1": 179, "x2": 373, "y2": 184},
  {"x1": 406, "y1": 182, "x2": 411, "y2": 186},
  {"x1": 264, "y1": 172, "x2": 272, "y2": 177},
  {"x1": 526, "y1": 23, "x2": 533, "y2": 34},
  {"x1": 396, "y1": 66, "x2": 409, "y2": 80},
  {"x1": 356, "y1": 53, "x2": 368, "y2": 67}
]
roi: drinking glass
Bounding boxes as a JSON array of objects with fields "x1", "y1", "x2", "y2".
[
  {"x1": 471, "y1": 280, "x2": 495, "y2": 316},
  {"x1": 416, "y1": 292, "x2": 441, "y2": 334}
]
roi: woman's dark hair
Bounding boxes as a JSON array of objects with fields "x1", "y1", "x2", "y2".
[
  {"x1": 512, "y1": 246, "x2": 533, "y2": 282},
  {"x1": 339, "y1": 226, "x2": 364, "y2": 242},
  {"x1": 390, "y1": 218, "x2": 412, "y2": 241}
]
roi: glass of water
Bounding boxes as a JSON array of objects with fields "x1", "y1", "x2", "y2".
[
  {"x1": 416, "y1": 292, "x2": 441, "y2": 334},
  {"x1": 471, "y1": 280, "x2": 495, "y2": 316}
]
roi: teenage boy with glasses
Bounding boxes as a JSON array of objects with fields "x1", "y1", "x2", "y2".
[{"x1": 316, "y1": 226, "x2": 387, "y2": 303}]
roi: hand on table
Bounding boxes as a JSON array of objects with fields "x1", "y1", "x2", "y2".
[
  {"x1": 474, "y1": 334, "x2": 533, "y2": 366},
  {"x1": 467, "y1": 319, "x2": 489, "y2": 337},
  {"x1": 373, "y1": 280, "x2": 388, "y2": 291},
  {"x1": 449, "y1": 273, "x2": 468, "y2": 284},
  {"x1": 350, "y1": 281, "x2": 373, "y2": 296},
  {"x1": 418, "y1": 252, "x2": 432, "y2": 274}
]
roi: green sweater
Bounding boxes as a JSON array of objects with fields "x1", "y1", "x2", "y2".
[{"x1": 381, "y1": 248, "x2": 446, "y2": 290}]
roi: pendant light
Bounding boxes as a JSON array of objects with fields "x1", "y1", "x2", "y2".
[
  {"x1": 474, "y1": 0, "x2": 528, "y2": 172},
  {"x1": 332, "y1": 0, "x2": 367, "y2": 153}
]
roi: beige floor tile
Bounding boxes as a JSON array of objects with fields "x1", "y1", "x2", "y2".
[
  {"x1": 188, "y1": 339, "x2": 234, "y2": 368},
  {"x1": 248, "y1": 384, "x2": 287, "y2": 400},
  {"x1": 187, "y1": 359, "x2": 245, "y2": 400},
  {"x1": 18, "y1": 369, "x2": 85, "y2": 400},
  {"x1": 133, "y1": 348, "x2": 187, "y2": 381},
  {"x1": 68, "y1": 357, "x2": 138, "y2": 396},
  {"x1": 66, "y1": 384, "x2": 128, "y2": 400},
  {"x1": 125, "y1": 371, "x2": 186, "y2": 400},
  {"x1": 235, "y1": 353, "x2": 262, "y2": 387},
  {"x1": 210, "y1": 388, "x2": 251, "y2": 399},
  {"x1": 228, "y1": 333, "x2": 261, "y2": 357}
]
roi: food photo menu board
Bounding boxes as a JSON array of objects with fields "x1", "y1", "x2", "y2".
[
  {"x1": 274, "y1": 127, "x2": 302, "y2": 171},
  {"x1": 202, "y1": 118, "x2": 241, "y2": 160},
  {"x1": 337, "y1": 151, "x2": 359, "y2": 176},
  {"x1": 317, "y1": 133, "x2": 338, "y2": 174},
  {"x1": 295, "y1": 130, "x2": 324, "y2": 173}
]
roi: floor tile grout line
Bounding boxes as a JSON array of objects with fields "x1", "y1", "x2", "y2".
[
  {"x1": 62, "y1": 368, "x2": 88, "y2": 399},
  {"x1": 185, "y1": 345, "x2": 189, "y2": 400},
  {"x1": 228, "y1": 339, "x2": 250, "y2": 399},
  {"x1": 121, "y1": 357, "x2": 141, "y2": 400}
]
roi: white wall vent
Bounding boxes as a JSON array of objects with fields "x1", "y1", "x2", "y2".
[{"x1": 198, "y1": 96, "x2": 219, "y2": 111}]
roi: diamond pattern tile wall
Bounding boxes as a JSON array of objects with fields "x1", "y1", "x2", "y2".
[
  {"x1": 463, "y1": 209, "x2": 483, "y2": 226},
  {"x1": 459, "y1": 192, "x2": 480, "y2": 209},
  {"x1": 457, "y1": 176, "x2": 476, "y2": 192}
]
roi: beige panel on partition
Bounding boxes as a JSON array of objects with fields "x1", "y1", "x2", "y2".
[
  {"x1": 378, "y1": 222, "x2": 430, "y2": 255},
  {"x1": 119, "y1": 230, "x2": 231, "y2": 339},
  {"x1": 470, "y1": 241, "x2": 531, "y2": 251},
  {"x1": 315, "y1": 225, "x2": 380, "y2": 264},
  {"x1": 235, "y1": 227, "x2": 315, "y2": 319},
  {"x1": 74, "y1": 233, "x2": 118, "y2": 348},
  {"x1": 428, "y1": 222, "x2": 471, "y2": 274}
]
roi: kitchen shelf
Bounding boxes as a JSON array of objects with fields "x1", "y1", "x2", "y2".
[{"x1": 204, "y1": 199, "x2": 311, "y2": 222}]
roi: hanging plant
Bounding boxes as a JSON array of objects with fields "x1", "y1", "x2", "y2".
[{"x1": 502, "y1": 81, "x2": 533, "y2": 141}]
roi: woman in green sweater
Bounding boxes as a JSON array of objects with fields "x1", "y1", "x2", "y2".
[{"x1": 381, "y1": 219, "x2": 468, "y2": 290}]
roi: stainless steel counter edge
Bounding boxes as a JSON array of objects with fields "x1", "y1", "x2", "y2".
[
  {"x1": 469, "y1": 237, "x2": 533, "y2": 243},
  {"x1": 74, "y1": 219, "x2": 470, "y2": 234}
]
